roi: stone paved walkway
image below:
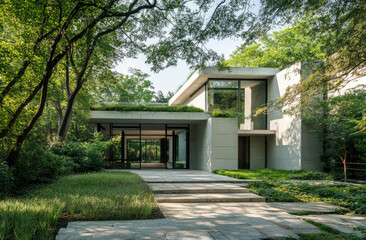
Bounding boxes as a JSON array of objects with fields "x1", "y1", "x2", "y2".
[{"x1": 56, "y1": 170, "x2": 366, "y2": 239}]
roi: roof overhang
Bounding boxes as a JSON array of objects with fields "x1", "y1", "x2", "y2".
[
  {"x1": 238, "y1": 130, "x2": 276, "y2": 136},
  {"x1": 89, "y1": 110, "x2": 211, "y2": 124},
  {"x1": 169, "y1": 67, "x2": 279, "y2": 106}
]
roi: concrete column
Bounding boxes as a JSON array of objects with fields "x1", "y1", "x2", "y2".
[{"x1": 244, "y1": 87, "x2": 252, "y2": 130}]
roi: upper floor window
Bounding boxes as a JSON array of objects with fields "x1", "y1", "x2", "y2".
[
  {"x1": 208, "y1": 80, "x2": 238, "y2": 113},
  {"x1": 207, "y1": 79, "x2": 267, "y2": 130}
]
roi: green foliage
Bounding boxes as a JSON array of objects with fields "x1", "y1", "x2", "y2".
[
  {"x1": 304, "y1": 90, "x2": 366, "y2": 181},
  {"x1": 0, "y1": 161, "x2": 12, "y2": 198},
  {"x1": 12, "y1": 137, "x2": 73, "y2": 192},
  {"x1": 299, "y1": 233, "x2": 364, "y2": 240},
  {"x1": 214, "y1": 168, "x2": 334, "y2": 180},
  {"x1": 211, "y1": 109, "x2": 238, "y2": 118},
  {"x1": 154, "y1": 90, "x2": 174, "y2": 103},
  {"x1": 225, "y1": 18, "x2": 330, "y2": 69},
  {"x1": 248, "y1": 180, "x2": 300, "y2": 202},
  {"x1": 0, "y1": 171, "x2": 160, "y2": 240},
  {"x1": 94, "y1": 69, "x2": 156, "y2": 104},
  {"x1": 246, "y1": 180, "x2": 366, "y2": 215},
  {"x1": 289, "y1": 171, "x2": 334, "y2": 181},
  {"x1": 51, "y1": 133, "x2": 111, "y2": 173},
  {"x1": 92, "y1": 104, "x2": 204, "y2": 112}
]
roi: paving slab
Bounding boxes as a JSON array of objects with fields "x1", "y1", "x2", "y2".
[
  {"x1": 268, "y1": 202, "x2": 348, "y2": 213},
  {"x1": 59, "y1": 170, "x2": 355, "y2": 239},
  {"x1": 301, "y1": 214, "x2": 366, "y2": 237},
  {"x1": 155, "y1": 193, "x2": 265, "y2": 203},
  {"x1": 150, "y1": 183, "x2": 250, "y2": 194},
  {"x1": 56, "y1": 218, "x2": 298, "y2": 240},
  {"x1": 130, "y1": 169, "x2": 256, "y2": 183}
]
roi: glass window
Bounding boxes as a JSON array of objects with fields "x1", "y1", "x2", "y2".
[
  {"x1": 208, "y1": 80, "x2": 238, "y2": 112},
  {"x1": 206, "y1": 79, "x2": 267, "y2": 130},
  {"x1": 208, "y1": 80, "x2": 238, "y2": 88}
]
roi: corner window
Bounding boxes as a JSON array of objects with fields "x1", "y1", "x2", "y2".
[{"x1": 207, "y1": 79, "x2": 267, "y2": 130}]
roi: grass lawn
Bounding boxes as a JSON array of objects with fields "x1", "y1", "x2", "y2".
[
  {"x1": 213, "y1": 168, "x2": 334, "y2": 180},
  {"x1": 0, "y1": 171, "x2": 161, "y2": 240}
]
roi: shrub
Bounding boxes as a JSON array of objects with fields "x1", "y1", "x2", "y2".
[
  {"x1": 0, "y1": 161, "x2": 12, "y2": 198},
  {"x1": 91, "y1": 104, "x2": 204, "y2": 112},
  {"x1": 13, "y1": 141, "x2": 73, "y2": 192},
  {"x1": 211, "y1": 109, "x2": 238, "y2": 118},
  {"x1": 51, "y1": 133, "x2": 111, "y2": 173},
  {"x1": 288, "y1": 171, "x2": 334, "y2": 180}
]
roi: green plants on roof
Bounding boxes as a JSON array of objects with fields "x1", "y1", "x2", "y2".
[{"x1": 91, "y1": 105, "x2": 204, "y2": 112}]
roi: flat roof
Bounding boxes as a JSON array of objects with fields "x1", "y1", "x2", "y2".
[
  {"x1": 169, "y1": 67, "x2": 279, "y2": 106},
  {"x1": 238, "y1": 130, "x2": 276, "y2": 136},
  {"x1": 89, "y1": 110, "x2": 211, "y2": 124}
]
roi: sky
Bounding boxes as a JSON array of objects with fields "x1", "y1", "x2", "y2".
[{"x1": 115, "y1": 37, "x2": 243, "y2": 95}]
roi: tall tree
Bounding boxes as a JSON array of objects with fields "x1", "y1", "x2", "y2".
[
  {"x1": 238, "y1": 0, "x2": 366, "y2": 112},
  {"x1": 225, "y1": 18, "x2": 331, "y2": 69},
  {"x1": 94, "y1": 69, "x2": 155, "y2": 104},
  {"x1": 0, "y1": 0, "x2": 255, "y2": 166},
  {"x1": 154, "y1": 90, "x2": 174, "y2": 103}
]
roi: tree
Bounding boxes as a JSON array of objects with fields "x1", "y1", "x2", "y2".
[
  {"x1": 225, "y1": 18, "x2": 331, "y2": 69},
  {"x1": 303, "y1": 90, "x2": 366, "y2": 182},
  {"x1": 237, "y1": 0, "x2": 366, "y2": 113},
  {"x1": 0, "y1": 0, "x2": 257, "y2": 166},
  {"x1": 154, "y1": 90, "x2": 174, "y2": 103},
  {"x1": 94, "y1": 69, "x2": 155, "y2": 104}
]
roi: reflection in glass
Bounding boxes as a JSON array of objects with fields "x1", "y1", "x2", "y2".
[{"x1": 207, "y1": 79, "x2": 267, "y2": 130}]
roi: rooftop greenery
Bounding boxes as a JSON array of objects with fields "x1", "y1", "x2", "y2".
[{"x1": 91, "y1": 105, "x2": 204, "y2": 112}]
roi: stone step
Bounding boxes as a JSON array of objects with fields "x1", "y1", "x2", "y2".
[
  {"x1": 145, "y1": 180, "x2": 256, "y2": 184},
  {"x1": 149, "y1": 183, "x2": 249, "y2": 194},
  {"x1": 153, "y1": 188, "x2": 250, "y2": 194},
  {"x1": 154, "y1": 193, "x2": 265, "y2": 203}
]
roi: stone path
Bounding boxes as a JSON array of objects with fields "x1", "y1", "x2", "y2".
[
  {"x1": 56, "y1": 170, "x2": 366, "y2": 239},
  {"x1": 300, "y1": 214, "x2": 366, "y2": 237}
]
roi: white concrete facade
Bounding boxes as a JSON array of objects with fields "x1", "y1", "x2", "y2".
[
  {"x1": 90, "y1": 65, "x2": 326, "y2": 172},
  {"x1": 170, "y1": 65, "x2": 323, "y2": 172}
]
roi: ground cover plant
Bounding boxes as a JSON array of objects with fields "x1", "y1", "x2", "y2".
[
  {"x1": 213, "y1": 168, "x2": 334, "y2": 180},
  {"x1": 0, "y1": 171, "x2": 161, "y2": 240},
  {"x1": 215, "y1": 169, "x2": 366, "y2": 214},
  {"x1": 248, "y1": 180, "x2": 366, "y2": 215}
]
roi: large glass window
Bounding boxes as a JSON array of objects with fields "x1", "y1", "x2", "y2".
[
  {"x1": 207, "y1": 79, "x2": 267, "y2": 130},
  {"x1": 208, "y1": 80, "x2": 238, "y2": 112}
]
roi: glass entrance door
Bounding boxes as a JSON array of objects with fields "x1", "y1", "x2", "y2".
[
  {"x1": 108, "y1": 123, "x2": 189, "y2": 169},
  {"x1": 166, "y1": 126, "x2": 189, "y2": 169}
]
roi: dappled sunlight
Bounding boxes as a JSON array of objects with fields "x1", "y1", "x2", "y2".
[{"x1": 0, "y1": 171, "x2": 159, "y2": 239}]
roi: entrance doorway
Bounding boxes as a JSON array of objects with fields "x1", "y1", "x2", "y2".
[
  {"x1": 107, "y1": 124, "x2": 189, "y2": 169},
  {"x1": 238, "y1": 136, "x2": 250, "y2": 169}
]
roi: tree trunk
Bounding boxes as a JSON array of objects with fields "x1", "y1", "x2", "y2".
[
  {"x1": 6, "y1": 77, "x2": 50, "y2": 166},
  {"x1": 57, "y1": 97, "x2": 75, "y2": 141}
]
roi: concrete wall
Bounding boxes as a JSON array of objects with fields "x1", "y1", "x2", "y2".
[
  {"x1": 267, "y1": 63, "x2": 303, "y2": 170},
  {"x1": 210, "y1": 118, "x2": 238, "y2": 171},
  {"x1": 186, "y1": 85, "x2": 206, "y2": 111},
  {"x1": 250, "y1": 136, "x2": 266, "y2": 169},
  {"x1": 190, "y1": 118, "x2": 238, "y2": 172},
  {"x1": 267, "y1": 62, "x2": 322, "y2": 170},
  {"x1": 190, "y1": 120, "x2": 212, "y2": 171}
]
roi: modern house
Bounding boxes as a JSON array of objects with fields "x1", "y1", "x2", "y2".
[{"x1": 90, "y1": 62, "x2": 323, "y2": 172}]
